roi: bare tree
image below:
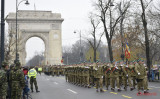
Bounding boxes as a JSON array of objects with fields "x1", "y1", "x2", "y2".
[
  {"x1": 139, "y1": 0, "x2": 153, "y2": 78},
  {"x1": 87, "y1": 13, "x2": 103, "y2": 62},
  {"x1": 93, "y1": 0, "x2": 131, "y2": 63}
]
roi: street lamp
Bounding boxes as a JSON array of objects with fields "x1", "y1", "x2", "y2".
[
  {"x1": 74, "y1": 30, "x2": 83, "y2": 63},
  {"x1": 15, "y1": 0, "x2": 29, "y2": 63}
]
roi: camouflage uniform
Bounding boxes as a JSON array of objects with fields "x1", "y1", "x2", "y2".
[
  {"x1": 94, "y1": 63, "x2": 104, "y2": 92},
  {"x1": 10, "y1": 63, "x2": 25, "y2": 99},
  {"x1": 135, "y1": 60, "x2": 148, "y2": 93},
  {"x1": 110, "y1": 63, "x2": 121, "y2": 91},
  {"x1": 0, "y1": 65, "x2": 8, "y2": 99},
  {"x1": 104, "y1": 65, "x2": 110, "y2": 90}
]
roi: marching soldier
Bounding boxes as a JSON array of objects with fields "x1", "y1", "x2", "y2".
[
  {"x1": 110, "y1": 61, "x2": 121, "y2": 91},
  {"x1": 122, "y1": 61, "x2": 134, "y2": 91},
  {"x1": 94, "y1": 62, "x2": 104, "y2": 92},
  {"x1": 131, "y1": 61, "x2": 137, "y2": 89},
  {"x1": 104, "y1": 63, "x2": 111, "y2": 90},
  {"x1": 135, "y1": 59, "x2": 148, "y2": 94},
  {"x1": 118, "y1": 61, "x2": 124, "y2": 89}
]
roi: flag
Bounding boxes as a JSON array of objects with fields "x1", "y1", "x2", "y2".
[{"x1": 125, "y1": 34, "x2": 131, "y2": 59}]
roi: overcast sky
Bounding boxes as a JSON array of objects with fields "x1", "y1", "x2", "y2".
[{"x1": 1, "y1": 0, "x2": 99, "y2": 61}]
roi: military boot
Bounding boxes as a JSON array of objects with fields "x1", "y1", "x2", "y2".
[
  {"x1": 111, "y1": 88, "x2": 115, "y2": 91},
  {"x1": 100, "y1": 89, "x2": 104, "y2": 92},
  {"x1": 130, "y1": 87, "x2": 134, "y2": 91},
  {"x1": 36, "y1": 90, "x2": 40, "y2": 93},
  {"x1": 117, "y1": 88, "x2": 121, "y2": 92},
  {"x1": 144, "y1": 90, "x2": 149, "y2": 94},
  {"x1": 96, "y1": 89, "x2": 99, "y2": 92}
]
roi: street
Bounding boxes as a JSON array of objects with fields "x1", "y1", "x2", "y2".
[{"x1": 31, "y1": 74, "x2": 160, "y2": 99}]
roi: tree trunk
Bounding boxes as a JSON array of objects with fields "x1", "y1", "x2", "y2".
[
  {"x1": 140, "y1": 0, "x2": 151, "y2": 81},
  {"x1": 108, "y1": 40, "x2": 113, "y2": 63},
  {"x1": 94, "y1": 48, "x2": 97, "y2": 62}
]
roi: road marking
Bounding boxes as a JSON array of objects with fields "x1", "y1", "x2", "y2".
[
  {"x1": 110, "y1": 92, "x2": 118, "y2": 94},
  {"x1": 93, "y1": 87, "x2": 96, "y2": 88},
  {"x1": 149, "y1": 86, "x2": 160, "y2": 88},
  {"x1": 104, "y1": 90, "x2": 107, "y2": 92},
  {"x1": 46, "y1": 79, "x2": 49, "y2": 80},
  {"x1": 67, "y1": 89, "x2": 77, "y2": 94},
  {"x1": 122, "y1": 95, "x2": 132, "y2": 98},
  {"x1": 54, "y1": 82, "x2": 58, "y2": 84}
]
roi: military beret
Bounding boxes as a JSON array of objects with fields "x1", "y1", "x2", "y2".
[
  {"x1": 96, "y1": 60, "x2": 99, "y2": 63},
  {"x1": 137, "y1": 59, "x2": 142, "y2": 62}
]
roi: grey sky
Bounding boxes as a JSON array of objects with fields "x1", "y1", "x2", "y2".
[{"x1": 1, "y1": 0, "x2": 97, "y2": 61}]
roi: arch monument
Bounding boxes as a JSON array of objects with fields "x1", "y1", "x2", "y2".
[{"x1": 6, "y1": 10, "x2": 64, "y2": 66}]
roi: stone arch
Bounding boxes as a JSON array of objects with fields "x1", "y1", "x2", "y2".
[{"x1": 6, "y1": 10, "x2": 64, "y2": 66}]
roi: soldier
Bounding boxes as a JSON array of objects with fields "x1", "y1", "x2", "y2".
[
  {"x1": 28, "y1": 67, "x2": 40, "y2": 93},
  {"x1": 0, "y1": 61, "x2": 9, "y2": 99},
  {"x1": 10, "y1": 61, "x2": 25, "y2": 99},
  {"x1": 110, "y1": 61, "x2": 121, "y2": 91},
  {"x1": 94, "y1": 62, "x2": 104, "y2": 92},
  {"x1": 89, "y1": 64, "x2": 95, "y2": 86},
  {"x1": 118, "y1": 61, "x2": 124, "y2": 89},
  {"x1": 144, "y1": 64, "x2": 149, "y2": 90},
  {"x1": 122, "y1": 61, "x2": 131, "y2": 91},
  {"x1": 64, "y1": 66, "x2": 68, "y2": 82},
  {"x1": 127, "y1": 62, "x2": 135, "y2": 91},
  {"x1": 135, "y1": 59, "x2": 148, "y2": 94},
  {"x1": 84, "y1": 65, "x2": 91, "y2": 88},
  {"x1": 104, "y1": 63, "x2": 111, "y2": 90}
]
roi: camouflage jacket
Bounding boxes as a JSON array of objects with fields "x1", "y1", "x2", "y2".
[
  {"x1": 9, "y1": 68, "x2": 25, "y2": 90},
  {"x1": 0, "y1": 69, "x2": 7, "y2": 96},
  {"x1": 135, "y1": 63, "x2": 146, "y2": 79}
]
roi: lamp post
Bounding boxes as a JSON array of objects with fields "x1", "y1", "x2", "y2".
[
  {"x1": 0, "y1": 0, "x2": 5, "y2": 68},
  {"x1": 74, "y1": 30, "x2": 83, "y2": 63},
  {"x1": 15, "y1": 0, "x2": 29, "y2": 63}
]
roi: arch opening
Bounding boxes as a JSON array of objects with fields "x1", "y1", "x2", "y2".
[{"x1": 25, "y1": 37, "x2": 45, "y2": 66}]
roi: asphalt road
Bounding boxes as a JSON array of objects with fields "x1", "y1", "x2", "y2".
[{"x1": 30, "y1": 74, "x2": 160, "y2": 99}]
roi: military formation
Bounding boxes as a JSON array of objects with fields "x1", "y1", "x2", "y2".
[
  {"x1": 42, "y1": 59, "x2": 149, "y2": 94},
  {"x1": 0, "y1": 58, "x2": 149, "y2": 99},
  {"x1": 64, "y1": 59, "x2": 149, "y2": 94},
  {"x1": 43, "y1": 65, "x2": 65, "y2": 76}
]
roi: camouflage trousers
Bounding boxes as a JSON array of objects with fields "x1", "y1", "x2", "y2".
[
  {"x1": 30, "y1": 77, "x2": 38, "y2": 91},
  {"x1": 11, "y1": 90, "x2": 22, "y2": 99},
  {"x1": 105, "y1": 76, "x2": 110, "y2": 89},
  {"x1": 137, "y1": 78, "x2": 147, "y2": 91},
  {"x1": 110, "y1": 77, "x2": 120, "y2": 89},
  {"x1": 95, "y1": 78, "x2": 103, "y2": 89},
  {"x1": 0, "y1": 96, "x2": 6, "y2": 99}
]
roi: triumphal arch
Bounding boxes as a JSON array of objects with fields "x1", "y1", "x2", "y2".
[{"x1": 6, "y1": 10, "x2": 64, "y2": 66}]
